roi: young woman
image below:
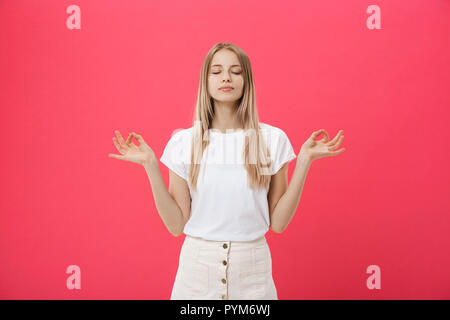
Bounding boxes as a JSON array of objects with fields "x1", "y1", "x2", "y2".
[{"x1": 108, "y1": 43, "x2": 346, "y2": 300}]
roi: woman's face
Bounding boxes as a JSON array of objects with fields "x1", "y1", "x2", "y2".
[{"x1": 207, "y1": 49, "x2": 244, "y2": 104}]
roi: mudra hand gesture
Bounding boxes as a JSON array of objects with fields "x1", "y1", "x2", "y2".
[
  {"x1": 108, "y1": 130, "x2": 156, "y2": 165},
  {"x1": 299, "y1": 129, "x2": 345, "y2": 162}
]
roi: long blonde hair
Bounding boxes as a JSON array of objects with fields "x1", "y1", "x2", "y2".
[{"x1": 188, "y1": 42, "x2": 272, "y2": 191}]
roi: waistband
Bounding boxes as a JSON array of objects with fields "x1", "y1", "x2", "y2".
[{"x1": 185, "y1": 234, "x2": 267, "y2": 250}]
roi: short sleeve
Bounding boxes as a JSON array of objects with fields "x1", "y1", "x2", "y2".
[
  {"x1": 160, "y1": 131, "x2": 188, "y2": 181},
  {"x1": 271, "y1": 130, "x2": 297, "y2": 174}
]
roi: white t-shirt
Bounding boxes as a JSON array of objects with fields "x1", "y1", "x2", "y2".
[{"x1": 159, "y1": 122, "x2": 297, "y2": 241}]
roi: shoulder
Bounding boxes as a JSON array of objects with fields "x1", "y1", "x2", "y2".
[
  {"x1": 165, "y1": 126, "x2": 194, "y2": 143},
  {"x1": 259, "y1": 122, "x2": 288, "y2": 139},
  {"x1": 170, "y1": 126, "x2": 192, "y2": 137},
  {"x1": 161, "y1": 127, "x2": 194, "y2": 157}
]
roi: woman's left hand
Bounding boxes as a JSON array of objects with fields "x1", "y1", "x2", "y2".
[{"x1": 299, "y1": 129, "x2": 346, "y2": 162}]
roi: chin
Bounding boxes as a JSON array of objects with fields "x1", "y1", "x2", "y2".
[{"x1": 218, "y1": 97, "x2": 239, "y2": 102}]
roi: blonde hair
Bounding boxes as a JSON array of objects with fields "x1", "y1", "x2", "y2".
[{"x1": 188, "y1": 42, "x2": 272, "y2": 191}]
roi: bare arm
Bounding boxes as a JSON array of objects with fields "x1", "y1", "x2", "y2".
[
  {"x1": 109, "y1": 130, "x2": 190, "y2": 237},
  {"x1": 268, "y1": 128, "x2": 346, "y2": 233},
  {"x1": 143, "y1": 159, "x2": 190, "y2": 237},
  {"x1": 268, "y1": 156, "x2": 312, "y2": 233}
]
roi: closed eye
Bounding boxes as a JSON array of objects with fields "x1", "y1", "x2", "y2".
[{"x1": 212, "y1": 72, "x2": 241, "y2": 75}]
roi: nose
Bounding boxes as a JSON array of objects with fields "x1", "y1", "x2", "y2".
[{"x1": 221, "y1": 73, "x2": 232, "y2": 82}]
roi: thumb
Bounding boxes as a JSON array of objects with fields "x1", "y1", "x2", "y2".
[
  {"x1": 133, "y1": 132, "x2": 145, "y2": 144},
  {"x1": 310, "y1": 129, "x2": 325, "y2": 140}
]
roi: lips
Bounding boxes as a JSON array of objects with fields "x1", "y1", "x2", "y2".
[{"x1": 219, "y1": 86, "x2": 234, "y2": 91}]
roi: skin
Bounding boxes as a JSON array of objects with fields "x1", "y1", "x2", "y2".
[
  {"x1": 108, "y1": 49, "x2": 346, "y2": 235},
  {"x1": 268, "y1": 129, "x2": 345, "y2": 233},
  {"x1": 208, "y1": 49, "x2": 245, "y2": 132}
]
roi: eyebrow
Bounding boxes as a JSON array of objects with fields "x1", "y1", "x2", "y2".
[{"x1": 211, "y1": 64, "x2": 241, "y2": 67}]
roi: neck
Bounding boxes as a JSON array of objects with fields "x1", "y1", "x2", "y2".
[{"x1": 211, "y1": 100, "x2": 242, "y2": 132}]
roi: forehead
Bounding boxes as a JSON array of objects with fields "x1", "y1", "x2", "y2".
[{"x1": 211, "y1": 49, "x2": 240, "y2": 67}]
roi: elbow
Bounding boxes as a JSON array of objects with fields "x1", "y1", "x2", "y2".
[
  {"x1": 171, "y1": 230, "x2": 183, "y2": 237},
  {"x1": 270, "y1": 224, "x2": 285, "y2": 234},
  {"x1": 170, "y1": 227, "x2": 184, "y2": 237},
  {"x1": 171, "y1": 223, "x2": 186, "y2": 237},
  {"x1": 171, "y1": 230, "x2": 181, "y2": 237}
]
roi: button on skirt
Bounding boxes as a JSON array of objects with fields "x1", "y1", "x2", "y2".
[{"x1": 170, "y1": 234, "x2": 278, "y2": 300}]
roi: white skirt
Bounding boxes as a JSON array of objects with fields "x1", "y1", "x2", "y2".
[{"x1": 170, "y1": 234, "x2": 278, "y2": 300}]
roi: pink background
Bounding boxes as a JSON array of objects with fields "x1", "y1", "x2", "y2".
[{"x1": 1, "y1": 0, "x2": 449, "y2": 299}]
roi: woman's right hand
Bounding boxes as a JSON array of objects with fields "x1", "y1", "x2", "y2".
[{"x1": 108, "y1": 130, "x2": 156, "y2": 166}]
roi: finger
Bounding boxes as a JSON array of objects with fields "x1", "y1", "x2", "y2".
[
  {"x1": 127, "y1": 134, "x2": 139, "y2": 149},
  {"x1": 328, "y1": 135, "x2": 344, "y2": 151},
  {"x1": 132, "y1": 132, "x2": 145, "y2": 145},
  {"x1": 126, "y1": 133, "x2": 133, "y2": 145},
  {"x1": 330, "y1": 148, "x2": 346, "y2": 156},
  {"x1": 310, "y1": 129, "x2": 326, "y2": 140},
  {"x1": 112, "y1": 137, "x2": 125, "y2": 154},
  {"x1": 326, "y1": 130, "x2": 344, "y2": 147},
  {"x1": 115, "y1": 130, "x2": 127, "y2": 147},
  {"x1": 319, "y1": 130, "x2": 330, "y2": 143},
  {"x1": 108, "y1": 153, "x2": 125, "y2": 160}
]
